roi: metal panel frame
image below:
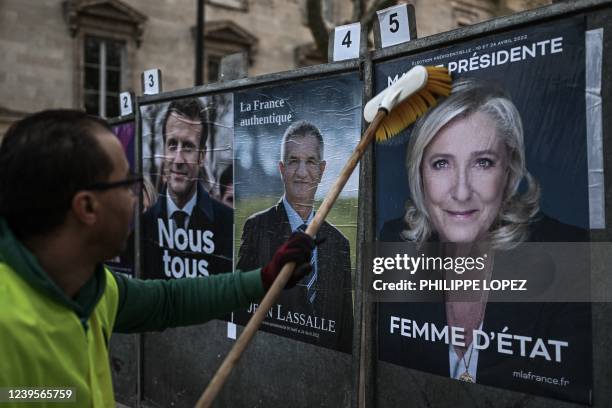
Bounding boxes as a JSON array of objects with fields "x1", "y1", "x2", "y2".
[
  {"x1": 134, "y1": 58, "x2": 365, "y2": 408},
  {"x1": 104, "y1": 1, "x2": 612, "y2": 406}
]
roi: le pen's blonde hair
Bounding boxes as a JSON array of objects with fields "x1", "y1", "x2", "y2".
[{"x1": 402, "y1": 79, "x2": 540, "y2": 249}]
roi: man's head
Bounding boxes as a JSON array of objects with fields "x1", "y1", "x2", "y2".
[
  {"x1": 0, "y1": 110, "x2": 137, "y2": 258},
  {"x1": 279, "y1": 120, "x2": 326, "y2": 209},
  {"x1": 162, "y1": 98, "x2": 207, "y2": 208}
]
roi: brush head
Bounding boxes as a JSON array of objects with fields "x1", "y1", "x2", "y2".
[{"x1": 365, "y1": 66, "x2": 452, "y2": 143}]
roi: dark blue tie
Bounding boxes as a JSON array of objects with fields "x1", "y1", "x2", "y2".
[
  {"x1": 298, "y1": 223, "x2": 317, "y2": 304},
  {"x1": 172, "y1": 210, "x2": 188, "y2": 229}
]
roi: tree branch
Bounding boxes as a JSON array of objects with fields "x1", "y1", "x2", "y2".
[
  {"x1": 306, "y1": 0, "x2": 399, "y2": 57},
  {"x1": 360, "y1": 0, "x2": 397, "y2": 28},
  {"x1": 306, "y1": 0, "x2": 333, "y2": 57},
  {"x1": 352, "y1": 0, "x2": 365, "y2": 21}
]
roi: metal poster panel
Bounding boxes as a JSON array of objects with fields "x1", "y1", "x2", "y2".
[
  {"x1": 106, "y1": 119, "x2": 138, "y2": 405},
  {"x1": 106, "y1": 120, "x2": 136, "y2": 276},
  {"x1": 374, "y1": 18, "x2": 593, "y2": 403},
  {"x1": 139, "y1": 94, "x2": 234, "y2": 280},
  {"x1": 232, "y1": 72, "x2": 361, "y2": 353}
]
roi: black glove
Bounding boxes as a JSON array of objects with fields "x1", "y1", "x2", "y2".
[{"x1": 261, "y1": 231, "x2": 315, "y2": 291}]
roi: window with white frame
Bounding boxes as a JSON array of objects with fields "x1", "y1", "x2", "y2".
[
  {"x1": 201, "y1": 21, "x2": 257, "y2": 84},
  {"x1": 83, "y1": 36, "x2": 125, "y2": 118},
  {"x1": 64, "y1": 0, "x2": 146, "y2": 118}
]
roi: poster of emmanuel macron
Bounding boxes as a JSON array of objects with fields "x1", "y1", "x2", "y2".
[{"x1": 139, "y1": 95, "x2": 234, "y2": 280}]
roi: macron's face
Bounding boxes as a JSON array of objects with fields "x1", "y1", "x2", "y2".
[
  {"x1": 279, "y1": 134, "x2": 325, "y2": 208},
  {"x1": 421, "y1": 112, "x2": 508, "y2": 243},
  {"x1": 163, "y1": 113, "x2": 203, "y2": 203}
]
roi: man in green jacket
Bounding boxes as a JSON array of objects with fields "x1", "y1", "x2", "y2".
[{"x1": 0, "y1": 110, "x2": 314, "y2": 407}]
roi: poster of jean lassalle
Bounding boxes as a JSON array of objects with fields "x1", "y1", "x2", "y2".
[
  {"x1": 232, "y1": 73, "x2": 362, "y2": 353},
  {"x1": 375, "y1": 18, "x2": 594, "y2": 403},
  {"x1": 139, "y1": 94, "x2": 234, "y2": 281}
]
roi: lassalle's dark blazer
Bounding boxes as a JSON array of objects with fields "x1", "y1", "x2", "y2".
[
  {"x1": 142, "y1": 183, "x2": 233, "y2": 280},
  {"x1": 236, "y1": 199, "x2": 353, "y2": 353}
]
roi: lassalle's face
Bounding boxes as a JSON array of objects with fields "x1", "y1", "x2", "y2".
[
  {"x1": 164, "y1": 113, "x2": 203, "y2": 204},
  {"x1": 421, "y1": 112, "x2": 508, "y2": 243},
  {"x1": 279, "y1": 134, "x2": 326, "y2": 208}
]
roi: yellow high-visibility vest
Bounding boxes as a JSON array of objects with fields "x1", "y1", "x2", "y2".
[{"x1": 0, "y1": 264, "x2": 118, "y2": 407}]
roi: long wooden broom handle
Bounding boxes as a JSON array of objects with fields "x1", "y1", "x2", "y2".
[{"x1": 195, "y1": 110, "x2": 387, "y2": 408}]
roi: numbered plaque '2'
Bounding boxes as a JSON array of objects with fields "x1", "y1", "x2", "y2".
[{"x1": 119, "y1": 92, "x2": 133, "y2": 116}]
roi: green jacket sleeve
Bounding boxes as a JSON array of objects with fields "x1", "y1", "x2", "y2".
[{"x1": 112, "y1": 270, "x2": 264, "y2": 333}]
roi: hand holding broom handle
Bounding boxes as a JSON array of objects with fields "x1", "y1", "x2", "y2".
[{"x1": 195, "y1": 65, "x2": 451, "y2": 408}]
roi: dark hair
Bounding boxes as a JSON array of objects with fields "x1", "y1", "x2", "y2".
[
  {"x1": 0, "y1": 109, "x2": 114, "y2": 238},
  {"x1": 280, "y1": 120, "x2": 324, "y2": 162},
  {"x1": 162, "y1": 98, "x2": 208, "y2": 149}
]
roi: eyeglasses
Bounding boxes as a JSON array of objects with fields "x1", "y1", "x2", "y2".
[{"x1": 84, "y1": 176, "x2": 143, "y2": 195}]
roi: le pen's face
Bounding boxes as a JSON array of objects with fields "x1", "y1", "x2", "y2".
[
  {"x1": 279, "y1": 134, "x2": 326, "y2": 208},
  {"x1": 163, "y1": 112, "x2": 204, "y2": 204},
  {"x1": 421, "y1": 112, "x2": 508, "y2": 243}
]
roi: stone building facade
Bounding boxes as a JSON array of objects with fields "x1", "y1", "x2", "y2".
[{"x1": 0, "y1": 0, "x2": 550, "y2": 136}]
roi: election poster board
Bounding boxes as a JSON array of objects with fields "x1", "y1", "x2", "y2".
[
  {"x1": 105, "y1": 120, "x2": 136, "y2": 276},
  {"x1": 232, "y1": 72, "x2": 362, "y2": 353},
  {"x1": 139, "y1": 94, "x2": 234, "y2": 280},
  {"x1": 374, "y1": 18, "x2": 593, "y2": 403}
]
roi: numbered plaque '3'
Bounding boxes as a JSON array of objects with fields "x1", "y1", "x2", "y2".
[{"x1": 142, "y1": 69, "x2": 162, "y2": 95}]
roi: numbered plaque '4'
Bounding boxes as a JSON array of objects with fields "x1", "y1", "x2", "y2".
[
  {"x1": 377, "y1": 4, "x2": 412, "y2": 48},
  {"x1": 332, "y1": 22, "x2": 361, "y2": 62}
]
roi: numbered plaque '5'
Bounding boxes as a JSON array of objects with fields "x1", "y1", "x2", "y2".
[{"x1": 376, "y1": 4, "x2": 416, "y2": 48}]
